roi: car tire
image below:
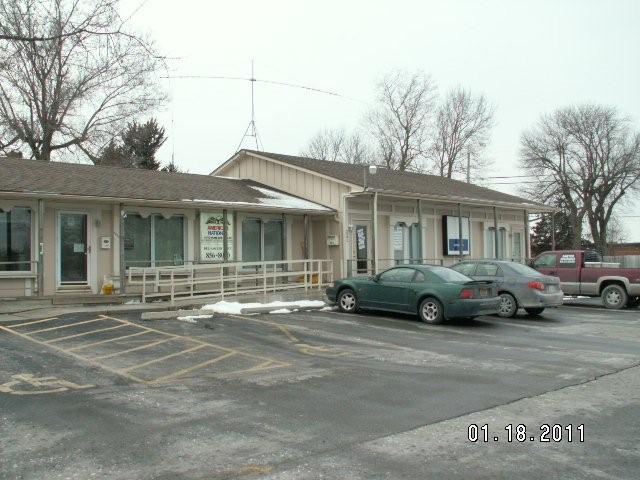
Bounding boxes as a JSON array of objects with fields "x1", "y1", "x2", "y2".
[
  {"x1": 418, "y1": 297, "x2": 444, "y2": 324},
  {"x1": 524, "y1": 307, "x2": 545, "y2": 315},
  {"x1": 337, "y1": 288, "x2": 358, "y2": 313},
  {"x1": 601, "y1": 284, "x2": 628, "y2": 310},
  {"x1": 497, "y1": 293, "x2": 518, "y2": 318}
]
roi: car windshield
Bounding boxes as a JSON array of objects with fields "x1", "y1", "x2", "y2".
[
  {"x1": 507, "y1": 263, "x2": 543, "y2": 276},
  {"x1": 431, "y1": 266, "x2": 472, "y2": 282}
]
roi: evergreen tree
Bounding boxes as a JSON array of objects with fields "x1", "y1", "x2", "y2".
[{"x1": 121, "y1": 119, "x2": 166, "y2": 170}]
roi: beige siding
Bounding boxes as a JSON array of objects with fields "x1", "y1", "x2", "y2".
[{"x1": 217, "y1": 152, "x2": 350, "y2": 211}]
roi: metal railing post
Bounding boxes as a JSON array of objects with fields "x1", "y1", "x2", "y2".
[
  {"x1": 220, "y1": 266, "x2": 224, "y2": 299},
  {"x1": 142, "y1": 268, "x2": 146, "y2": 303},
  {"x1": 170, "y1": 270, "x2": 175, "y2": 306}
]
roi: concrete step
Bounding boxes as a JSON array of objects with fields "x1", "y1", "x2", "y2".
[{"x1": 52, "y1": 294, "x2": 124, "y2": 305}]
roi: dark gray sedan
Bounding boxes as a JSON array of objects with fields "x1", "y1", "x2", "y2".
[{"x1": 450, "y1": 260, "x2": 563, "y2": 317}]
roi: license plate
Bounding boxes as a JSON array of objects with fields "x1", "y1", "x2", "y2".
[
  {"x1": 546, "y1": 285, "x2": 558, "y2": 293},
  {"x1": 479, "y1": 288, "x2": 490, "y2": 297}
]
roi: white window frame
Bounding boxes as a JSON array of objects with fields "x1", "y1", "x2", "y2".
[
  {"x1": 237, "y1": 212, "x2": 286, "y2": 264},
  {"x1": 124, "y1": 212, "x2": 187, "y2": 269},
  {"x1": 0, "y1": 204, "x2": 36, "y2": 277}
]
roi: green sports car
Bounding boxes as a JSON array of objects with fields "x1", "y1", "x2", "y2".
[{"x1": 326, "y1": 265, "x2": 500, "y2": 324}]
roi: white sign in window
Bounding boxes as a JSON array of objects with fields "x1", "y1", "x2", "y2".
[
  {"x1": 200, "y1": 212, "x2": 234, "y2": 262},
  {"x1": 443, "y1": 215, "x2": 470, "y2": 256}
]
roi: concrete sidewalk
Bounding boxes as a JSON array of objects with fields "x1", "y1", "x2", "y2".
[{"x1": 0, "y1": 289, "x2": 328, "y2": 323}]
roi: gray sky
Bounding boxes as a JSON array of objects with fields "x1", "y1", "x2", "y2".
[{"x1": 124, "y1": 0, "x2": 640, "y2": 240}]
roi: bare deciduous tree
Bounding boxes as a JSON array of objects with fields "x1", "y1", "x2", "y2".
[
  {"x1": 520, "y1": 104, "x2": 640, "y2": 254},
  {"x1": 0, "y1": 0, "x2": 165, "y2": 161},
  {"x1": 367, "y1": 70, "x2": 437, "y2": 171},
  {"x1": 430, "y1": 87, "x2": 494, "y2": 180},
  {"x1": 301, "y1": 128, "x2": 372, "y2": 164},
  {"x1": 300, "y1": 128, "x2": 346, "y2": 162}
]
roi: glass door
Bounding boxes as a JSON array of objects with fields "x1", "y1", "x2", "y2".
[{"x1": 59, "y1": 213, "x2": 88, "y2": 284}]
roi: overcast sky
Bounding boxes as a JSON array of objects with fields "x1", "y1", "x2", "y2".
[{"x1": 124, "y1": 0, "x2": 640, "y2": 240}]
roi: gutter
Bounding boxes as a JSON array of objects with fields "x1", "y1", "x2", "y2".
[
  {"x1": 0, "y1": 191, "x2": 335, "y2": 215},
  {"x1": 349, "y1": 189, "x2": 556, "y2": 213}
]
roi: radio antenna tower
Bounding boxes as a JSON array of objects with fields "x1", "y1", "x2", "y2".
[
  {"x1": 164, "y1": 63, "x2": 361, "y2": 153},
  {"x1": 237, "y1": 60, "x2": 263, "y2": 151}
]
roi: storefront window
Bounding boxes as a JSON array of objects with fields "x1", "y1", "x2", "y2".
[
  {"x1": 155, "y1": 216, "x2": 184, "y2": 266},
  {"x1": 409, "y1": 223, "x2": 421, "y2": 261},
  {"x1": 242, "y1": 218, "x2": 261, "y2": 262},
  {"x1": 393, "y1": 223, "x2": 406, "y2": 264},
  {"x1": 124, "y1": 213, "x2": 184, "y2": 268},
  {"x1": 264, "y1": 220, "x2": 283, "y2": 261},
  {"x1": 0, "y1": 207, "x2": 32, "y2": 272},
  {"x1": 241, "y1": 218, "x2": 284, "y2": 262}
]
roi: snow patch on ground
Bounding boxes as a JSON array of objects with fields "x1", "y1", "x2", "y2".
[
  {"x1": 320, "y1": 306, "x2": 336, "y2": 311},
  {"x1": 203, "y1": 300, "x2": 326, "y2": 314},
  {"x1": 269, "y1": 308, "x2": 292, "y2": 314},
  {"x1": 177, "y1": 314, "x2": 213, "y2": 323}
]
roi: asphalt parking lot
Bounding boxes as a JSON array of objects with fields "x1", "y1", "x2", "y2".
[{"x1": 1, "y1": 304, "x2": 639, "y2": 479}]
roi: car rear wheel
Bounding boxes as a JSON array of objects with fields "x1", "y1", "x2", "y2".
[
  {"x1": 524, "y1": 307, "x2": 545, "y2": 315},
  {"x1": 338, "y1": 288, "x2": 358, "y2": 313},
  {"x1": 419, "y1": 297, "x2": 444, "y2": 324},
  {"x1": 601, "y1": 284, "x2": 628, "y2": 310},
  {"x1": 497, "y1": 293, "x2": 518, "y2": 318}
]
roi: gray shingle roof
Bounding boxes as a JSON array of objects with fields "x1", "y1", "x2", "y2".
[
  {"x1": 241, "y1": 150, "x2": 549, "y2": 210},
  {"x1": 0, "y1": 157, "x2": 333, "y2": 212}
]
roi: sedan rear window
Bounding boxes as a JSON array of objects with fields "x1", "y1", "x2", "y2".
[
  {"x1": 433, "y1": 267, "x2": 472, "y2": 282},
  {"x1": 506, "y1": 263, "x2": 543, "y2": 276},
  {"x1": 451, "y1": 263, "x2": 476, "y2": 276}
]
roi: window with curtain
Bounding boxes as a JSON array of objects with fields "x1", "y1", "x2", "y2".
[
  {"x1": 123, "y1": 213, "x2": 184, "y2": 268},
  {"x1": 497, "y1": 228, "x2": 507, "y2": 260},
  {"x1": 393, "y1": 223, "x2": 406, "y2": 264},
  {"x1": 242, "y1": 218, "x2": 261, "y2": 262},
  {"x1": 0, "y1": 207, "x2": 32, "y2": 272},
  {"x1": 512, "y1": 232, "x2": 522, "y2": 260}
]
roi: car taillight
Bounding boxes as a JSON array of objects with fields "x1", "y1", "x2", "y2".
[
  {"x1": 459, "y1": 289, "x2": 474, "y2": 299},
  {"x1": 528, "y1": 281, "x2": 545, "y2": 291}
]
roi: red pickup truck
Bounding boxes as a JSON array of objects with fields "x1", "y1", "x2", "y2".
[{"x1": 532, "y1": 250, "x2": 640, "y2": 309}]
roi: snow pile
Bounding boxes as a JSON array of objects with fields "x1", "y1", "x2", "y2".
[
  {"x1": 269, "y1": 308, "x2": 292, "y2": 314},
  {"x1": 203, "y1": 300, "x2": 326, "y2": 314},
  {"x1": 176, "y1": 314, "x2": 213, "y2": 323}
]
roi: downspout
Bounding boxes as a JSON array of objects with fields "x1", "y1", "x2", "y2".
[
  {"x1": 458, "y1": 203, "x2": 463, "y2": 261},
  {"x1": 119, "y1": 204, "x2": 125, "y2": 294},
  {"x1": 37, "y1": 199, "x2": 44, "y2": 296},
  {"x1": 493, "y1": 206, "x2": 499, "y2": 259},
  {"x1": 372, "y1": 191, "x2": 378, "y2": 274}
]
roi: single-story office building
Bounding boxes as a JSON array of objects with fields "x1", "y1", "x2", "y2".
[
  {"x1": 0, "y1": 157, "x2": 333, "y2": 298},
  {"x1": 0, "y1": 151, "x2": 552, "y2": 300},
  {"x1": 213, "y1": 150, "x2": 554, "y2": 277}
]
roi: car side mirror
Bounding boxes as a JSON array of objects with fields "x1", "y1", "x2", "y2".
[{"x1": 372, "y1": 274, "x2": 380, "y2": 282}]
